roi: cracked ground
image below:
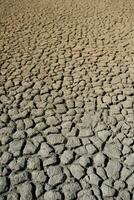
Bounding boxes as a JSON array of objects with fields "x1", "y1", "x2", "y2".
[{"x1": 0, "y1": 0, "x2": 134, "y2": 199}]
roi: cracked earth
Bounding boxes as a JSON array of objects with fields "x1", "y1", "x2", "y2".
[{"x1": 0, "y1": 0, "x2": 134, "y2": 199}]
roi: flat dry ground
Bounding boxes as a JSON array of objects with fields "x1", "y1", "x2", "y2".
[{"x1": 0, "y1": 0, "x2": 134, "y2": 199}]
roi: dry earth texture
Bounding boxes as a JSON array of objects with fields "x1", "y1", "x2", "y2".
[{"x1": 0, "y1": 0, "x2": 134, "y2": 199}]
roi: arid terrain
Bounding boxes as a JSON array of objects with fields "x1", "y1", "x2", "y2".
[{"x1": 0, "y1": 0, "x2": 134, "y2": 199}]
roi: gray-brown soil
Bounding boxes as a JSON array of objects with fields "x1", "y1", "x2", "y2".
[{"x1": 0, "y1": 0, "x2": 134, "y2": 199}]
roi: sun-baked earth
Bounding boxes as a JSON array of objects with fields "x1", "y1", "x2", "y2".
[{"x1": 0, "y1": 0, "x2": 134, "y2": 199}]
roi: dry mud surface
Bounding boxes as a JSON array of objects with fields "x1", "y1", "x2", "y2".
[{"x1": 0, "y1": 0, "x2": 134, "y2": 199}]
